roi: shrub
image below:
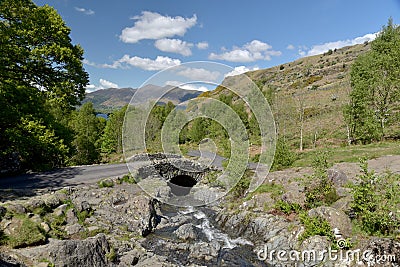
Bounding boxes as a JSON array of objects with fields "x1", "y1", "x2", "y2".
[
  {"x1": 303, "y1": 151, "x2": 339, "y2": 209},
  {"x1": 350, "y1": 160, "x2": 400, "y2": 236},
  {"x1": 275, "y1": 200, "x2": 302, "y2": 214},
  {"x1": 272, "y1": 138, "x2": 296, "y2": 171},
  {"x1": 299, "y1": 212, "x2": 335, "y2": 243},
  {"x1": 116, "y1": 174, "x2": 136, "y2": 184},
  {"x1": 98, "y1": 178, "x2": 114, "y2": 188}
]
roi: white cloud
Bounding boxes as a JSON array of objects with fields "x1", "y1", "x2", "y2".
[
  {"x1": 286, "y1": 44, "x2": 295, "y2": 50},
  {"x1": 305, "y1": 32, "x2": 378, "y2": 56},
  {"x1": 166, "y1": 81, "x2": 208, "y2": 92},
  {"x1": 177, "y1": 67, "x2": 220, "y2": 81},
  {"x1": 225, "y1": 66, "x2": 259, "y2": 77},
  {"x1": 118, "y1": 55, "x2": 181, "y2": 71},
  {"x1": 100, "y1": 79, "x2": 119, "y2": 88},
  {"x1": 120, "y1": 11, "x2": 197, "y2": 43},
  {"x1": 85, "y1": 79, "x2": 119, "y2": 92},
  {"x1": 84, "y1": 55, "x2": 181, "y2": 71},
  {"x1": 155, "y1": 38, "x2": 193, "y2": 56},
  {"x1": 75, "y1": 7, "x2": 95, "y2": 15},
  {"x1": 196, "y1": 42, "x2": 209, "y2": 50},
  {"x1": 209, "y1": 40, "x2": 281, "y2": 62}
]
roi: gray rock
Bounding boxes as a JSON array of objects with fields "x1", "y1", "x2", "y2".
[
  {"x1": 53, "y1": 204, "x2": 68, "y2": 217},
  {"x1": 174, "y1": 223, "x2": 198, "y2": 241},
  {"x1": 66, "y1": 209, "x2": 78, "y2": 224},
  {"x1": 6, "y1": 203, "x2": 26, "y2": 214},
  {"x1": 47, "y1": 233, "x2": 114, "y2": 267},
  {"x1": 0, "y1": 206, "x2": 7, "y2": 220},
  {"x1": 328, "y1": 169, "x2": 349, "y2": 187},
  {"x1": 137, "y1": 198, "x2": 160, "y2": 237},
  {"x1": 300, "y1": 235, "x2": 330, "y2": 267},
  {"x1": 189, "y1": 241, "x2": 220, "y2": 261},
  {"x1": 308, "y1": 206, "x2": 352, "y2": 237},
  {"x1": 41, "y1": 222, "x2": 51, "y2": 233},
  {"x1": 65, "y1": 223, "x2": 83, "y2": 235},
  {"x1": 362, "y1": 238, "x2": 400, "y2": 266},
  {"x1": 281, "y1": 182, "x2": 306, "y2": 207}
]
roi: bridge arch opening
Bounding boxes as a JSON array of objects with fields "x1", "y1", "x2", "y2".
[{"x1": 168, "y1": 175, "x2": 197, "y2": 196}]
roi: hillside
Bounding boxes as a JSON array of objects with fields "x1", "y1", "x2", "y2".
[
  {"x1": 83, "y1": 85, "x2": 202, "y2": 110},
  {"x1": 202, "y1": 42, "x2": 372, "y2": 150}
]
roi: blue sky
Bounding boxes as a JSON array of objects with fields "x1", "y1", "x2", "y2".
[{"x1": 34, "y1": 0, "x2": 400, "y2": 92}]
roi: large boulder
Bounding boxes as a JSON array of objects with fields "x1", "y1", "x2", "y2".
[
  {"x1": 47, "y1": 233, "x2": 113, "y2": 267},
  {"x1": 308, "y1": 206, "x2": 352, "y2": 237}
]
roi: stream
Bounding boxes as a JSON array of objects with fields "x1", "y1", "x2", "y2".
[{"x1": 141, "y1": 204, "x2": 270, "y2": 266}]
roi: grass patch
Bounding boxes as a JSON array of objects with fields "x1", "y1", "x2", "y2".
[
  {"x1": 7, "y1": 216, "x2": 46, "y2": 248},
  {"x1": 245, "y1": 182, "x2": 285, "y2": 200},
  {"x1": 293, "y1": 141, "x2": 400, "y2": 168}
]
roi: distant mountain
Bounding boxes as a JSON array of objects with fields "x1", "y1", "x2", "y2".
[{"x1": 83, "y1": 85, "x2": 202, "y2": 110}]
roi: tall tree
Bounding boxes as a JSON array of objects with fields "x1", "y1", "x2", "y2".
[
  {"x1": 101, "y1": 105, "x2": 127, "y2": 155},
  {"x1": 0, "y1": 0, "x2": 89, "y2": 171},
  {"x1": 70, "y1": 103, "x2": 104, "y2": 165},
  {"x1": 345, "y1": 18, "x2": 400, "y2": 143}
]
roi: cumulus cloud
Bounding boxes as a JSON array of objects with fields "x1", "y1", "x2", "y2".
[
  {"x1": 176, "y1": 67, "x2": 220, "y2": 81},
  {"x1": 84, "y1": 55, "x2": 181, "y2": 71},
  {"x1": 304, "y1": 32, "x2": 378, "y2": 56},
  {"x1": 196, "y1": 42, "x2": 209, "y2": 50},
  {"x1": 118, "y1": 55, "x2": 181, "y2": 71},
  {"x1": 166, "y1": 81, "x2": 208, "y2": 92},
  {"x1": 120, "y1": 11, "x2": 197, "y2": 43},
  {"x1": 155, "y1": 38, "x2": 193, "y2": 56},
  {"x1": 209, "y1": 40, "x2": 281, "y2": 62},
  {"x1": 75, "y1": 7, "x2": 95, "y2": 15},
  {"x1": 286, "y1": 44, "x2": 295, "y2": 50},
  {"x1": 225, "y1": 66, "x2": 259, "y2": 77},
  {"x1": 85, "y1": 79, "x2": 119, "y2": 92},
  {"x1": 100, "y1": 79, "x2": 119, "y2": 88}
]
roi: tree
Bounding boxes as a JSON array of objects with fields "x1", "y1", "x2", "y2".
[
  {"x1": 345, "y1": 19, "x2": 400, "y2": 143},
  {"x1": 70, "y1": 103, "x2": 104, "y2": 165},
  {"x1": 0, "y1": 0, "x2": 88, "y2": 171},
  {"x1": 101, "y1": 105, "x2": 128, "y2": 155}
]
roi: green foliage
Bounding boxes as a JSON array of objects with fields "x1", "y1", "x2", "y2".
[
  {"x1": 345, "y1": 18, "x2": 400, "y2": 143},
  {"x1": 350, "y1": 160, "x2": 400, "y2": 236},
  {"x1": 229, "y1": 170, "x2": 252, "y2": 198},
  {"x1": 272, "y1": 138, "x2": 297, "y2": 170},
  {"x1": 299, "y1": 212, "x2": 336, "y2": 243},
  {"x1": 101, "y1": 105, "x2": 127, "y2": 156},
  {"x1": 0, "y1": 229, "x2": 8, "y2": 245},
  {"x1": 304, "y1": 152, "x2": 339, "y2": 209},
  {"x1": 106, "y1": 247, "x2": 117, "y2": 262},
  {"x1": 7, "y1": 217, "x2": 47, "y2": 248},
  {"x1": 70, "y1": 102, "x2": 105, "y2": 165},
  {"x1": 275, "y1": 200, "x2": 302, "y2": 214},
  {"x1": 98, "y1": 178, "x2": 114, "y2": 188},
  {"x1": 0, "y1": 0, "x2": 88, "y2": 171},
  {"x1": 116, "y1": 174, "x2": 137, "y2": 184}
]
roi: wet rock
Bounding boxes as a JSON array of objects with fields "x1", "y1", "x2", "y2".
[
  {"x1": 136, "y1": 198, "x2": 160, "y2": 237},
  {"x1": 308, "y1": 206, "x2": 352, "y2": 237},
  {"x1": 189, "y1": 241, "x2": 220, "y2": 261},
  {"x1": 174, "y1": 223, "x2": 198, "y2": 241}
]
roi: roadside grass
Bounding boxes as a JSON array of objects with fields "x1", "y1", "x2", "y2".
[{"x1": 292, "y1": 141, "x2": 400, "y2": 168}]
